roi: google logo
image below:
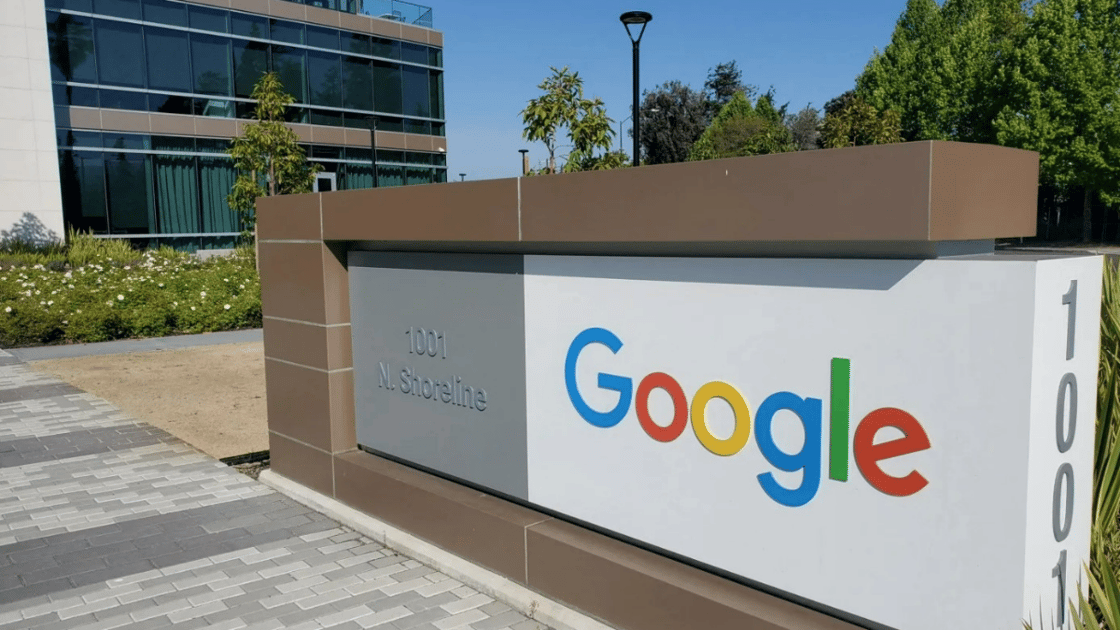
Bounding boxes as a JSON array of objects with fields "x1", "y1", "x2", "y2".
[{"x1": 564, "y1": 327, "x2": 932, "y2": 507}]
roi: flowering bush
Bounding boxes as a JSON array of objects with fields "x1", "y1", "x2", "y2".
[{"x1": 0, "y1": 240, "x2": 261, "y2": 347}]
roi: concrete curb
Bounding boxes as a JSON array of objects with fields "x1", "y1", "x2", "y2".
[
  {"x1": 8, "y1": 328, "x2": 263, "y2": 362},
  {"x1": 258, "y1": 469, "x2": 616, "y2": 630}
]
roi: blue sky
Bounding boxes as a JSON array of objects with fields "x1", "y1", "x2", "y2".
[{"x1": 436, "y1": 0, "x2": 910, "y2": 180}]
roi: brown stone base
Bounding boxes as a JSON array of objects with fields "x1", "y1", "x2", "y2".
[{"x1": 329, "y1": 449, "x2": 861, "y2": 630}]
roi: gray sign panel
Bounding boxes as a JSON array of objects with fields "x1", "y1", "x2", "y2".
[{"x1": 349, "y1": 252, "x2": 528, "y2": 499}]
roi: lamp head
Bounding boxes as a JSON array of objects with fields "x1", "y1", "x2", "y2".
[{"x1": 619, "y1": 11, "x2": 652, "y2": 43}]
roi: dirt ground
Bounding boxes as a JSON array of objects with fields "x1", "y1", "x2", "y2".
[{"x1": 31, "y1": 342, "x2": 268, "y2": 460}]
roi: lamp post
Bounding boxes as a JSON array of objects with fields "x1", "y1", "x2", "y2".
[
  {"x1": 518, "y1": 149, "x2": 529, "y2": 175},
  {"x1": 618, "y1": 107, "x2": 657, "y2": 153},
  {"x1": 620, "y1": 10, "x2": 652, "y2": 168},
  {"x1": 365, "y1": 116, "x2": 380, "y2": 188},
  {"x1": 459, "y1": 173, "x2": 466, "y2": 181}
]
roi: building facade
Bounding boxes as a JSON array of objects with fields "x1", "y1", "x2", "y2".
[{"x1": 2, "y1": 0, "x2": 445, "y2": 250}]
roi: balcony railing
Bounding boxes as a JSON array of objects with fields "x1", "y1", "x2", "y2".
[
  {"x1": 357, "y1": 0, "x2": 433, "y2": 28},
  {"x1": 286, "y1": 0, "x2": 434, "y2": 28}
]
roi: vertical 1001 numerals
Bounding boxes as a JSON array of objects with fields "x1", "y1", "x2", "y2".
[
  {"x1": 1052, "y1": 280, "x2": 1078, "y2": 627},
  {"x1": 406, "y1": 327, "x2": 447, "y2": 359}
]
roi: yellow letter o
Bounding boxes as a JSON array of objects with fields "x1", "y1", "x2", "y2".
[{"x1": 690, "y1": 381, "x2": 751, "y2": 456}]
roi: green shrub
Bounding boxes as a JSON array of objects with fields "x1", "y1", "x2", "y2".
[{"x1": 0, "y1": 232, "x2": 261, "y2": 347}]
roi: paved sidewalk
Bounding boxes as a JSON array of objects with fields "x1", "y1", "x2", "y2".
[{"x1": 0, "y1": 349, "x2": 549, "y2": 630}]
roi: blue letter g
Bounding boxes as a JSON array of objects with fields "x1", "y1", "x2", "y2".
[{"x1": 564, "y1": 327, "x2": 632, "y2": 428}]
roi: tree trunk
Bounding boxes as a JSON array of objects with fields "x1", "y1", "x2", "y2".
[{"x1": 1082, "y1": 186, "x2": 1092, "y2": 243}]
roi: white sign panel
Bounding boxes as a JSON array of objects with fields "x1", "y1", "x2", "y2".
[{"x1": 522, "y1": 255, "x2": 1100, "y2": 630}]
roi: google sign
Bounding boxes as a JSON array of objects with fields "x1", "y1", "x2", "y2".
[{"x1": 564, "y1": 327, "x2": 931, "y2": 507}]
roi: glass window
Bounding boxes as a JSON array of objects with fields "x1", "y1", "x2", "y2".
[
  {"x1": 153, "y1": 154, "x2": 198, "y2": 233},
  {"x1": 45, "y1": 0, "x2": 92, "y2": 11},
  {"x1": 434, "y1": 169, "x2": 447, "y2": 183},
  {"x1": 400, "y1": 65, "x2": 428, "y2": 117},
  {"x1": 406, "y1": 166, "x2": 431, "y2": 186},
  {"x1": 99, "y1": 89, "x2": 147, "y2": 111},
  {"x1": 105, "y1": 152, "x2": 155, "y2": 234},
  {"x1": 340, "y1": 162, "x2": 372, "y2": 191},
  {"x1": 272, "y1": 46, "x2": 307, "y2": 103},
  {"x1": 372, "y1": 60, "x2": 401, "y2": 114},
  {"x1": 270, "y1": 19, "x2": 304, "y2": 45},
  {"x1": 48, "y1": 13, "x2": 97, "y2": 84},
  {"x1": 307, "y1": 26, "x2": 339, "y2": 50},
  {"x1": 93, "y1": 0, "x2": 140, "y2": 20},
  {"x1": 344, "y1": 33, "x2": 370, "y2": 56},
  {"x1": 152, "y1": 136, "x2": 194, "y2": 152},
  {"x1": 428, "y1": 47, "x2": 442, "y2": 68},
  {"x1": 102, "y1": 132, "x2": 148, "y2": 150},
  {"x1": 342, "y1": 112, "x2": 371, "y2": 129},
  {"x1": 95, "y1": 20, "x2": 144, "y2": 88},
  {"x1": 196, "y1": 138, "x2": 230, "y2": 153},
  {"x1": 344, "y1": 147, "x2": 371, "y2": 161},
  {"x1": 307, "y1": 51, "x2": 341, "y2": 108},
  {"x1": 189, "y1": 5, "x2": 229, "y2": 33},
  {"x1": 400, "y1": 42, "x2": 426, "y2": 65},
  {"x1": 342, "y1": 56, "x2": 371, "y2": 112},
  {"x1": 371, "y1": 37, "x2": 399, "y2": 60},
  {"x1": 191, "y1": 33, "x2": 232, "y2": 96},
  {"x1": 305, "y1": 0, "x2": 338, "y2": 10},
  {"x1": 193, "y1": 98, "x2": 234, "y2": 117},
  {"x1": 60, "y1": 130, "x2": 102, "y2": 147},
  {"x1": 233, "y1": 40, "x2": 268, "y2": 98},
  {"x1": 199, "y1": 157, "x2": 237, "y2": 233},
  {"x1": 380, "y1": 163, "x2": 403, "y2": 187},
  {"x1": 379, "y1": 149, "x2": 403, "y2": 163},
  {"x1": 142, "y1": 0, "x2": 187, "y2": 27},
  {"x1": 310, "y1": 145, "x2": 340, "y2": 159},
  {"x1": 403, "y1": 119, "x2": 427, "y2": 135},
  {"x1": 284, "y1": 105, "x2": 308, "y2": 124},
  {"x1": 235, "y1": 100, "x2": 255, "y2": 118},
  {"x1": 376, "y1": 116, "x2": 402, "y2": 132},
  {"x1": 231, "y1": 12, "x2": 268, "y2": 38},
  {"x1": 145, "y1": 27, "x2": 191, "y2": 92},
  {"x1": 428, "y1": 70, "x2": 443, "y2": 119},
  {"x1": 310, "y1": 110, "x2": 343, "y2": 126},
  {"x1": 59, "y1": 150, "x2": 108, "y2": 233},
  {"x1": 404, "y1": 151, "x2": 429, "y2": 165},
  {"x1": 53, "y1": 84, "x2": 99, "y2": 107},
  {"x1": 149, "y1": 94, "x2": 193, "y2": 114}
]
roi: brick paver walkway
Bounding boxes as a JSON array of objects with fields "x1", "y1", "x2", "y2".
[{"x1": 0, "y1": 349, "x2": 548, "y2": 630}]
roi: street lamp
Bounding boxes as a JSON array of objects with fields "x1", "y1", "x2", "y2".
[
  {"x1": 459, "y1": 173, "x2": 466, "y2": 181},
  {"x1": 620, "y1": 10, "x2": 652, "y2": 168},
  {"x1": 618, "y1": 107, "x2": 657, "y2": 153},
  {"x1": 365, "y1": 116, "x2": 380, "y2": 188},
  {"x1": 518, "y1": 149, "x2": 529, "y2": 175}
]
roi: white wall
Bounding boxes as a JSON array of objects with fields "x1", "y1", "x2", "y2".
[{"x1": 0, "y1": 0, "x2": 64, "y2": 245}]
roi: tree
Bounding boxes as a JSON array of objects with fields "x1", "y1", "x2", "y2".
[
  {"x1": 856, "y1": 0, "x2": 1026, "y2": 143},
  {"x1": 688, "y1": 92, "x2": 794, "y2": 161},
  {"x1": 521, "y1": 67, "x2": 615, "y2": 173},
  {"x1": 637, "y1": 80, "x2": 710, "y2": 165},
  {"x1": 993, "y1": 0, "x2": 1120, "y2": 239},
  {"x1": 704, "y1": 61, "x2": 755, "y2": 111},
  {"x1": 786, "y1": 105, "x2": 821, "y2": 151},
  {"x1": 819, "y1": 96, "x2": 902, "y2": 148},
  {"x1": 227, "y1": 72, "x2": 321, "y2": 239}
]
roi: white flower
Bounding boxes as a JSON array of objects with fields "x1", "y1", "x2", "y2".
[
  {"x1": 47, "y1": 301, "x2": 53, "y2": 306},
  {"x1": 106, "y1": 301, "x2": 112, "y2": 306},
  {"x1": 76, "y1": 309, "x2": 81, "y2": 314},
  {"x1": 224, "y1": 304, "x2": 231, "y2": 310},
  {"x1": 123, "y1": 266, "x2": 130, "y2": 270},
  {"x1": 117, "y1": 294, "x2": 124, "y2": 301},
  {"x1": 62, "y1": 320, "x2": 67, "y2": 325},
  {"x1": 200, "y1": 291, "x2": 206, "y2": 298},
  {"x1": 4, "y1": 307, "x2": 10, "y2": 313},
  {"x1": 68, "y1": 284, "x2": 74, "y2": 289},
  {"x1": 158, "y1": 283, "x2": 164, "y2": 288},
  {"x1": 190, "y1": 306, "x2": 196, "y2": 311}
]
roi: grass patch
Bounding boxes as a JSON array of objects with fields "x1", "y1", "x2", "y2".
[{"x1": 0, "y1": 231, "x2": 260, "y2": 347}]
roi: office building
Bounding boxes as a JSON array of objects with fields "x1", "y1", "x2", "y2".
[{"x1": 2, "y1": 0, "x2": 446, "y2": 250}]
